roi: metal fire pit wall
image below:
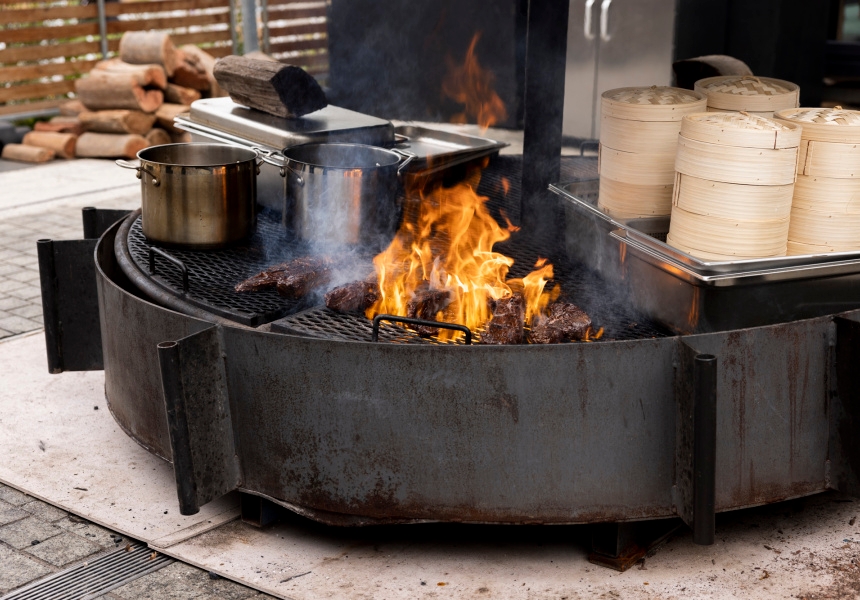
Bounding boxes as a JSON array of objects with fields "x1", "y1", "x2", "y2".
[{"x1": 95, "y1": 209, "x2": 860, "y2": 528}]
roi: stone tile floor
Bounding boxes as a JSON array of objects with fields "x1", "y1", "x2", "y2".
[{"x1": 0, "y1": 159, "x2": 274, "y2": 598}]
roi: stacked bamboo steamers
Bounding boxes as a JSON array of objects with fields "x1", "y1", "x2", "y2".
[{"x1": 773, "y1": 108, "x2": 860, "y2": 254}]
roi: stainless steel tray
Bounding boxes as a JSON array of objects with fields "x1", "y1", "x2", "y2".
[
  {"x1": 185, "y1": 97, "x2": 395, "y2": 150},
  {"x1": 550, "y1": 180, "x2": 860, "y2": 276},
  {"x1": 394, "y1": 125, "x2": 508, "y2": 171}
]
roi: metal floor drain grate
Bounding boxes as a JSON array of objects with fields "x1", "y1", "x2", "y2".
[{"x1": 1, "y1": 542, "x2": 173, "y2": 600}]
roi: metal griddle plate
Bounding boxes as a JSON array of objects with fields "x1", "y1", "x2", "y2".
[
  {"x1": 185, "y1": 97, "x2": 395, "y2": 151},
  {"x1": 393, "y1": 125, "x2": 508, "y2": 173},
  {"x1": 125, "y1": 156, "x2": 670, "y2": 343}
]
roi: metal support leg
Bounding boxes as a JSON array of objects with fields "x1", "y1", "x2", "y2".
[
  {"x1": 37, "y1": 239, "x2": 62, "y2": 374},
  {"x1": 589, "y1": 520, "x2": 682, "y2": 571},
  {"x1": 693, "y1": 354, "x2": 717, "y2": 545},
  {"x1": 240, "y1": 493, "x2": 281, "y2": 528}
]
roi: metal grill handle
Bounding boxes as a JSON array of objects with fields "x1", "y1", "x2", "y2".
[
  {"x1": 372, "y1": 314, "x2": 472, "y2": 344},
  {"x1": 149, "y1": 247, "x2": 189, "y2": 293}
]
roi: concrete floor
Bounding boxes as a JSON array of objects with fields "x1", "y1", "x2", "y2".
[{"x1": 0, "y1": 149, "x2": 859, "y2": 599}]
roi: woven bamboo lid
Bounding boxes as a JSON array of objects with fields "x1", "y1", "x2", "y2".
[
  {"x1": 680, "y1": 111, "x2": 801, "y2": 149},
  {"x1": 774, "y1": 107, "x2": 860, "y2": 144},
  {"x1": 694, "y1": 75, "x2": 799, "y2": 112},
  {"x1": 601, "y1": 86, "x2": 706, "y2": 122}
]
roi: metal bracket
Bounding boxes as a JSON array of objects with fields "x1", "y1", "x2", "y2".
[
  {"x1": 82, "y1": 207, "x2": 132, "y2": 240},
  {"x1": 158, "y1": 326, "x2": 241, "y2": 515},
  {"x1": 829, "y1": 316, "x2": 860, "y2": 496},
  {"x1": 674, "y1": 340, "x2": 717, "y2": 545}
]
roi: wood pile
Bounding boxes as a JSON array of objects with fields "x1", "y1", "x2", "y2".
[{"x1": 5, "y1": 31, "x2": 226, "y2": 163}]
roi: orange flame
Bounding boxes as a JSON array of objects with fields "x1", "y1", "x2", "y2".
[
  {"x1": 501, "y1": 177, "x2": 511, "y2": 196},
  {"x1": 367, "y1": 166, "x2": 556, "y2": 341},
  {"x1": 499, "y1": 208, "x2": 520, "y2": 233},
  {"x1": 442, "y1": 32, "x2": 508, "y2": 130}
]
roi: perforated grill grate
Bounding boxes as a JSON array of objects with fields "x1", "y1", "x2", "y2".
[{"x1": 126, "y1": 156, "x2": 671, "y2": 343}]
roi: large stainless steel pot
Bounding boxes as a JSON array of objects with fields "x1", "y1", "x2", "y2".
[
  {"x1": 261, "y1": 143, "x2": 412, "y2": 250},
  {"x1": 117, "y1": 143, "x2": 258, "y2": 248}
]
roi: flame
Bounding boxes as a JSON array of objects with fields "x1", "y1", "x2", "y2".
[
  {"x1": 442, "y1": 32, "x2": 508, "y2": 130},
  {"x1": 583, "y1": 326, "x2": 605, "y2": 342},
  {"x1": 501, "y1": 177, "x2": 510, "y2": 196},
  {"x1": 499, "y1": 208, "x2": 520, "y2": 232},
  {"x1": 367, "y1": 165, "x2": 557, "y2": 341}
]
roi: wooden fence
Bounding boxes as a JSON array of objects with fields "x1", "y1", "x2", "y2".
[{"x1": 0, "y1": 0, "x2": 329, "y2": 117}]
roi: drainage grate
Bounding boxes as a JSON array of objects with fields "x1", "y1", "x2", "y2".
[{"x1": 1, "y1": 542, "x2": 173, "y2": 600}]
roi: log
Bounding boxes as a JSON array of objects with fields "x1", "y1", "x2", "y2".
[
  {"x1": 79, "y1": 110, "x2": 157, "y2": 135},
  {"x1": 179, "y1": 45, "x2": 225, "y2": 97},
  {"x1": 119, "y1": 31, "x2": 178, "y2": 77},
  {"x1": 22, "y1": 131, "x2": 76, "y2": 158},
  {"x1": 213, "y1": 55, "x2": 327, "y2": 118},
  {"x1": 58, "y1": 99, "x2": 86, "y2": 116},
  {"x1": 155, "y1": 103, "x2": 190, "y2": 134},
  {"x1": 170, "y1": 131, "x2": 193, "y2": 144},
  {"x1": 34, "y1": 117, "x2": 83, "y2": 135},
  {"x1": 76, "y1": 132, "x2": 147, "y2": 158},
  {"x1": 145, "y1": 127, "x2": 172, "y2": 147},
  {"x1": 171, "y1": 61, "x2": 210, "y2": 91},
  {"x1": 1, "y1": 143, "x2": 55, "y2": 163},
  {"x1": 75, "y1": 71, "x2": 164, "y2": 113},
  {"x1": 164, "y1": 83, "x2": 201, "y2": 105},
  {"x1": 93, "y1": 58, "x2": 167, "y2": 90}
]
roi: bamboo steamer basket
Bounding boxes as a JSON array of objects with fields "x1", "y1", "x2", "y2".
[
  {"x1": 694, "y1": 75, "x2": 799, "y2": 117},
  {"x1": 773, "y1": 107, "x2": 860, "y2": 254},
  {"x1": 668, "y1": 112, "x2": 800, "y2": 259},
  {"x1": 598, "y1": 86, "x2": 706, "y2": 218}
]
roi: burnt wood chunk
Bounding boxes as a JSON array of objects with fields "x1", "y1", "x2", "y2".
[
  {"x1": 406, "y1": 284, "x2": 451, "y2": 337},
  {"x1": 325, "y1": 281, "x2": 380, "y2": 314},
  {"x1": 481, "y1": 294, "x2": 525, "y2": 345},
  {"x1": 213, "y1": 55, "x2": 328, "y2": 118},
  {"x1": 530, "y1": 302, "x2": 593, "y2": 344}
]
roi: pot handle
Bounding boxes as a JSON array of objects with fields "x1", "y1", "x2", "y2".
[
  {"x1": 392, "y1": 149, "x2": 416, "y2": 175},
  {"x1": 252, "y1": 147, "x2": 306, "y2": 186},
  {"x1": 116, "y1": 159, "x2": 160, "y2": 187}
]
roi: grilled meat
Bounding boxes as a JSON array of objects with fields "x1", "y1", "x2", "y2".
[
  {"x1": 481, "y1": 294, "x2": 525, "y2": 345},
  {"x1": 406, "y1": 283, "x2": 451, "y2": 337},
  {"x1": 235, "y1": 256, "x2": 333, "y2": 298},
  {"x1": 530, "y1": 302, "x2": 592, "y2": 344},
  {"x1": 325, "y1": 280, "x2": 380, "y2": 314}
]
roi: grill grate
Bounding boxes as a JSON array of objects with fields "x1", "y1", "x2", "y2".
[{"x1": 127, "y1": 155, "x2": 670, "y2": 343}]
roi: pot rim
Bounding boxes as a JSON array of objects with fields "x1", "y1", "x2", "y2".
[
  {"x1": 281, "y1": 142, "x2": 402, "y2": 170},
  {"x1": 136, "y1": 143, "x2": 259, "y2": 167}
]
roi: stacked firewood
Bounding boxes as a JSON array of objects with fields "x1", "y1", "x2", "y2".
[{"x1": 2, "y1": 31, "x2": 225, "y2": 163}]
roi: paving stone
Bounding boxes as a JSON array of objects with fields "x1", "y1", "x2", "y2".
[
  {"x1": 0, "y1": 543, "x2": 54, "y2": 594},
  {"x1": 0, "y1": 295, "x2": 27, "y2": 311},
  {"x1": 0, "y1": 483, "x2": 31, "y2": 506},
  {"x1": 0, "y1": 328, "x2": 13, "y2": 339},
  {"x1": 5, "y1": 255, "x2": 34, "y2": 268},
  {"x1": 111, "y1": 561, "x2": 263, "y2": 600},
  {"x1": 0, "y1": 314, "x2": 41, "y2": 334},
  {"x1": 0, "y1": 517, "x2": 62, "y2": 549},
  {"x1": 0, "y1": 279, "x2": 27, "y2": 294},
  {"x1": 22, "y1": 498, "x2": 68, "y2": 523},
  {"x1": 24, "y1": 531, "x2": 102, "y2": 567},
  {"x1": 5, "y1": 269, "x2": 39, "y2": 284},
  {"x1": 55, "y1": 517, "x2": 117, "y2": 548},
  {"x1": 10, "y1": 304, "x2": 41, "y2": 319},
  {"x1": 0, "y1": 264, "x2": 24, "y2": 277},
  {"x1": 0, "y1": 501, "x2": 29, "y2": 526},
  {"x1": 7, "y1": 285, "x2": 42, "y2": 301}
]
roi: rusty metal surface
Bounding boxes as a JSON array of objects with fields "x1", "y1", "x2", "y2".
[
  {"x1": 829, "y1": 315, "x2": 860, "y2": 496},
  {"x1": 95, "y1": 215, "x2": 842, "y2": 524},
  {"x1": 158, "y1": 326, "x2": 240, "y2": 515},
  {"x1": 95, "y1": 219, "x2": 212, "y2": 461},
  {"x1": 683, "y1": 317, "x2": 831, "y2": 511}
]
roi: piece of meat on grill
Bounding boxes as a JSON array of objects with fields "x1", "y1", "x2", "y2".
[
  {"x1": 235, "y1": 256, "x2": 333, "y2": 298},
  {"x1": 324, "y1": 280, "x2": 380, "y2": 314},
  {"x1": 481, "y1": 294, "x2": 525, "y2": 345},
  {"x1": 234, "y1": 262, "x2": 291, "y2": 292},
  {"x1": 529, "y1": 302, "x2": 593, "y2": 344},
  {"x1": 406, "y1": 283, "x2": 451, "y2": 337},
  {"x1": 275, "y1": 257, "x2": 333, "y2": 299}
]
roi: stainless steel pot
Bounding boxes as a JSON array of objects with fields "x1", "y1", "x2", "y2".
[
  {"x1": 117, "y1": 143, "x2": 258, "y2": 248},
  {"x1": 260, "y1": 143, "x2": 413, "y2": 249}
]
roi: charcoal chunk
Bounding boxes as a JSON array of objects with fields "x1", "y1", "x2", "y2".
[
  {"x1": 481, "y1": 294, "x2": 525, "y2": 345},
  {"x1": 530, "y1": 302, "x2": 592, "y2": 344},
  {"x1": 325, "y1": 280, "x2": 380, "y2": 314}
]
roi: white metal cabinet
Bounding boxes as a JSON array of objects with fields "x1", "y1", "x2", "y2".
[{"x1": 562, "y1": 0, "x2": 677, "y2": 140}]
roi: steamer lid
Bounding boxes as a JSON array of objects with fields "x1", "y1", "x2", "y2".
[
  {"x1": 680, "y1": 111, "x2": 801, "y2": 149},
  {"x1": 775, "y1": 107, "x2": 860, "y2": 143},
  {"x1": 694, "y1": 76, "x2": 799, "y2": 112},
  {"x1": 601, "y1": 86, "x2": 707, "y2": 121}
]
